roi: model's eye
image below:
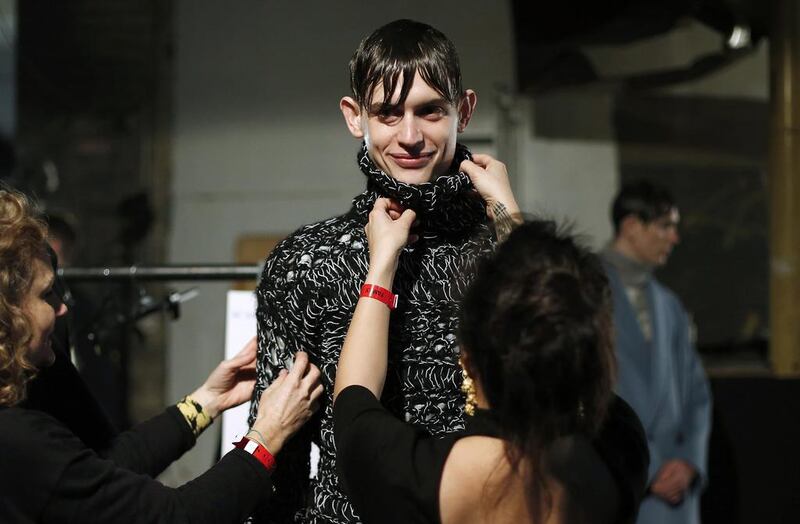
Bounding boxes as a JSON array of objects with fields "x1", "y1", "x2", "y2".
[
  {"x1": 370, "y1": 103, "x2": 402, "y2": 123},
  {"x1": 378, "y1": 111, "x2": 401, "y2": 124},
  {"x1": 419, "y1": 105, "x2": 447, "y2": 120}
]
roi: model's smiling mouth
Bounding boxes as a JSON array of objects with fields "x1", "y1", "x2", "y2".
[{"x1": 389, "y1": 152, "x2": 434, "y2": 169}]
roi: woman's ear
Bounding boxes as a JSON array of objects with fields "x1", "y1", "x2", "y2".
[
  {"x1": 457, "y1": 90, "x2": 477, "y2": 133},
  {"x1": 340, "y1": 96, "x2": 365, "y2": 139}
]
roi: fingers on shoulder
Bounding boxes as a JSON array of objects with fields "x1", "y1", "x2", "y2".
[
  {"x1": 300, "y1": 362, "x2": 321, "y2": 387},
  {"x1": 309, "y1": 382, "x2": 324, "y2": 402},
  {"x1": 288, "y1": 351, "x2": 310, "y2": 380},
  {"x1": 263, "y1": 368, "x2": 289, "y2": 392}
]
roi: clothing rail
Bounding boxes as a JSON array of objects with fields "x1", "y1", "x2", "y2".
[{"x1": 58, "y1": 264, "x2": 262, "y2": 282}]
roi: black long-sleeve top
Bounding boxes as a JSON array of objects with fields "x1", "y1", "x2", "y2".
[
  {"x1": 0, "y1": 404, "x2": 274, "y2": 523},
  {"x1": 333, "y1": 385, "x2": 650, "y2": 524}
]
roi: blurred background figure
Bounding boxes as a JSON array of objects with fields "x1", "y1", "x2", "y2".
[
  {"x1": 600, "y1": 180, "x2": 712, "y2": 524},
  {"x1": 45, "y1": 212, "x2": 127, "y2": 429},
  {"x1": 46, "y1": 213, "x2": 77, "y2": 267}
]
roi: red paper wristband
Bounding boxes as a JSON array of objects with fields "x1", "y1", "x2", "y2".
[
  {"x1": 233, "y1": 436, "x2": 277, "y2": 473},
  {"x1": 360, "y1": 283, "x2": 398, "y2": 310}
]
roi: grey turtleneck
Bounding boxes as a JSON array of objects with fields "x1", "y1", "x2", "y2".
[{"x1": 600, "y1": 245, "x2": 655, "y2": 341}]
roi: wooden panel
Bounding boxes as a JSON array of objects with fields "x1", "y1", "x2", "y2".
[{"x1": 233, "y1": 234, "x2": 285, "y2": 291}]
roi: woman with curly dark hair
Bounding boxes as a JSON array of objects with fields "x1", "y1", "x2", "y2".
[
  {"x1": 0, "y1": 187, "x2": 323, "y2": 523},
  {"x1": 0, "y1": 188, "x2": 54, "y2": 406},
  {"x1": 333, "y1": 155, "x2": 649, "y2": 523}
]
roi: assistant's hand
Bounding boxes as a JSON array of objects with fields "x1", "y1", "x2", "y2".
[
  {"x1": 365, "y1": 198, "x2": 416, "y2": 286},
  {"x1": 650, "y1": 459, "x2": 697, "y2": 505},
  {"x1": 190, "y1": 336, "x2": 258, "y2": 419},
  {"x1": 460, "y1": 154, "x2": 521, "y2": 220},
  {"x1": 250, "y1": 351, "x2": 322, "y2": 455}
]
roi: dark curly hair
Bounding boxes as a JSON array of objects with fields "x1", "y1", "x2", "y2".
[
  {"x1": 459, "y1": 219, "x2": 615, "y2": 519},
  {"x1": 0, "y1": 188, "x2": 49, "y2": 406}
]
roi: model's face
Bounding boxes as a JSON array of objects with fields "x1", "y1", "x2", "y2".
[
  {"x1": 23, "y1": 258, "x2": 67, "y2": 368},
  {"x1": 628, "y1": 208, "x2": 681, "y2": 267},
  {"x1": 341, "y1": 72, "x2": 475, "y2": 184}
]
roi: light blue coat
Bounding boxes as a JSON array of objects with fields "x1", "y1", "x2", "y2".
[{"x1": 604, "y1": 264, "x2": 712, "y2": 524}]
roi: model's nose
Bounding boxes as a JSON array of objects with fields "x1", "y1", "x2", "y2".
[{"x1": 397, "y1": 117, "x2": 423, "y2": 147}]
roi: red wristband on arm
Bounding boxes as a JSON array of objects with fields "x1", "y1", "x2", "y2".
[
  {"x1": 360, "y1": 283, "x2": 398, "y2": 310},
  {"x1": 233, "y1": 436, "x2": 277, "y2": 473}
]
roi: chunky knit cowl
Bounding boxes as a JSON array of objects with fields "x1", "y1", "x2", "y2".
[{"x1": 351, "y1": 142, "x2": 486, "y2": 233}]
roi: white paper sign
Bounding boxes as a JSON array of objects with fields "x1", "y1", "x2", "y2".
[
  {"x1": 220, "y1": 289, "x2": 320, "y2": 477},
  {"x1": 220, "y1": 290, "x2": 257, "y2": 456}
]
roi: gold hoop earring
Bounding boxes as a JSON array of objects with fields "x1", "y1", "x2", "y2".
[{"x1": 459, "y1": 358, "x2": 477, "y2": 417}]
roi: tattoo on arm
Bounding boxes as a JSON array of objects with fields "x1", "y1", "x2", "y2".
[{"x1": 492, "y1": 201, "x2": 518, "y2": 242}]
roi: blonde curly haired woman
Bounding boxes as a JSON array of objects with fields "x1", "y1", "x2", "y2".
[{"x1": 0, "y1": 187, "x2": 323, "y2": 523}]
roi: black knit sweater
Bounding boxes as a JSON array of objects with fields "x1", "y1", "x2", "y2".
[{"x1": 248, "y1": 144, "x2": 494, "y2": 523}]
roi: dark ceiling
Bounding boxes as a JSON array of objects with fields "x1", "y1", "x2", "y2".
[
  {"x1": 18, "y1": 0, "x2": 167, "y2": 117},
  {"x1": 512, "y1": 0, "x2": 769, "y2": 92}
]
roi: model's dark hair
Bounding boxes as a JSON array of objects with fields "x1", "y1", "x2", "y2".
[
  {"x1": 611, "y1": 180, "x2": 676, "y2": 234},
  {"x1": 349, "y1": 19, "x2": 464, "y2": 109},
  {"x1": 459, "y1": 219, "x2": 615, "y2": 520}
]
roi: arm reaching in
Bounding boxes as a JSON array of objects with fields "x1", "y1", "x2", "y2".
[
  {"x1": 103, "y1": 337, "x2": 264, "y2": 474},
  {"x1": 249, "y1": 351, "x2": 323, "y2": 454},
  {"x1": 189, "y1": 339, "x2": 322, "y2": 454},
  {"x1": 460, "y1": 154, "x2": 522, "y2": 242},
  {"x1": 334, "y1": 198, "x2": 416, "y2": 401},
  {"x1": 190, "y1": 337, "x2": 259, "y2": 420},
  {"x1": 31, "y1": 343, "x2": 322, "y2": 524}
]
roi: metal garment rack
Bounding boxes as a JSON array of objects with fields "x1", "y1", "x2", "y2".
[{"x1": 59, "y1": 264, "x2": 262, "y2": 282}]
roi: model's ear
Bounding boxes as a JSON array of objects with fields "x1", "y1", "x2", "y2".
[
  {"x1": 457, "y1": 89, "x2": 477, "y2": 133},
  {"x1": 340, "y1": 96, "x2": 365, "y2": 139}
]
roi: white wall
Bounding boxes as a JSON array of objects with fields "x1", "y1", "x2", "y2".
[
  {"x1": 510, "y1": 91, "x2": 619, "y2": 250},
  {"x1": 519, "y1": 138, "x2": 619, "y2": 249},
  {"x1": 165, "y1": 0, "x2": 514, "y2": 484}
]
